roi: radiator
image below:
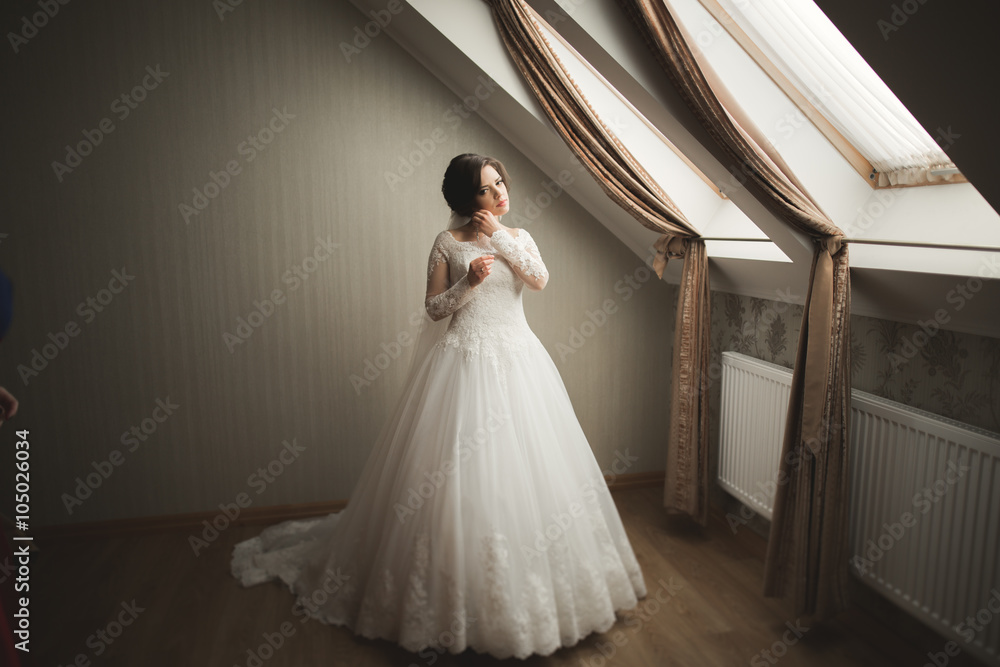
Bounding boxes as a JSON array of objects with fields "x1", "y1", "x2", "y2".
[{"x1": 718, "y1": 351, "x2": 1000, "y2": 665}]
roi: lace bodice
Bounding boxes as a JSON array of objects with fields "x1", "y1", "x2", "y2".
[{"x1": 425, "y1": 228, "x2": 549, "y2": 375}]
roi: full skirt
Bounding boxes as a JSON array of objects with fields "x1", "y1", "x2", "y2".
[{"x1": 231, "y1": 336, "x2": 647, "y2": 660}]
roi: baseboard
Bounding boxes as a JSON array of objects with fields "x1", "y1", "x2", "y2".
[
  {"x1": 32, "y1": 499, "x2": 349, "y2": 542},
  {"x1": 606, "y1": 470, "x2": 665, "y2": 492},
  {"x1": 33, "y1": 470, "x2": 666, "y2": 542}
]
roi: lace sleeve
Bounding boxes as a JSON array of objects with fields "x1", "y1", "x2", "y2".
[
  {"x1": 425, "y1": 233, "x2": 476, "y2": 322},
  {"x1": 490, "y1": 229, "x2": 549, "y2": 291}
]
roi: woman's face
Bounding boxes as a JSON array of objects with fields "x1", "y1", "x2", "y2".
[{"x1": 473, "y1": 164, "x2": 509, "y2": 217}]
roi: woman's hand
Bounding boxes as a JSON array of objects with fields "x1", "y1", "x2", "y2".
[
  {"x1": 467, "y1": 255, "x2": 494, "y2": 287},
  {"x1": 471, "y1": 210, "x2": 503, "y2": 238}
]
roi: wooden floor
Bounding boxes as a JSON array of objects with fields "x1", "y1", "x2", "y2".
[{"x1": 35, "y1": 485, "x2": 987, "y2": 666}]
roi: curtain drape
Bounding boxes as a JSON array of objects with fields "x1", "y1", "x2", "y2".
[
  {"x1": 486, "y1": 0, "x2": 713, "y2": 525},
  {"x1": 664, "y1": 237, "x2": 711, "y2": 525},
  {"x1": 616, "y1": 0, "x2": 852, "y2": 618}
]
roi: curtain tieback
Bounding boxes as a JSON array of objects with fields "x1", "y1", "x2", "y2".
[
  {"x1": 821, "y1": 234, "x2": 844, "y2": 255},
  {"x1": 653, "y1": 234, "x2": 693, "y2": 277}
]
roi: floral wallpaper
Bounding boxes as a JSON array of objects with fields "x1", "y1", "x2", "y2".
[
  {"x1": 700, "y1": 288, "x2": 1000, "y2": 523},
  {"x1": 706, "y1": 290, "x2": 1000, "y2": 435}
]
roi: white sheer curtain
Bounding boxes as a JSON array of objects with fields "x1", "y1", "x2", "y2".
[{"x1": 718, "y1": 0, "x2": 957, "y2": 186}]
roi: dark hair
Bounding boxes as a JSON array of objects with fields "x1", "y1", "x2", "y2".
[{"x1": 441, "y1": 153, "x2": 511, "y2": 216}]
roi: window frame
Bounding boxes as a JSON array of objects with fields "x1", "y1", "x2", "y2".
[{"x1": 694, "y1": 0, "x2": 968, "y2": 190}]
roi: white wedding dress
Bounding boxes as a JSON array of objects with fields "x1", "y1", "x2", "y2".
[{"x1": 231, "y1": 226, "x2": 647, "y2": 660}]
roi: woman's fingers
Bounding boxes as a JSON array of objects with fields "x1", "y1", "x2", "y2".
[
  {"x1": 469, "y1": 257, "x2": 488, "y2": 286},
  {"x1": 472, "y1": 211, "x2": 501, "y2": 237},
  {"x1": 468, "y1": 255, "x2": 496, "y2": 287},
  {"x1": 469, "y1": 269, "x2": 482, "y2": 287}
]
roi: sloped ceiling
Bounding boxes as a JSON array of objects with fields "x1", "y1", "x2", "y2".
[{"x1": 348, "y1": 0, "x2": 1000, "y2": 338}]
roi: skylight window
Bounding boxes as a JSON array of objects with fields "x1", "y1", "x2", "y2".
[
  {"x1": 698, "y1": 0, "x2": 961, "y2": 188},
  {"x1": 531, "y1": 8, "x2": 787, "y2": 262}
]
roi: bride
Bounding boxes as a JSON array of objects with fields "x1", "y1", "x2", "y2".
[{"x1": 231, "y1": 153, "x2": 647, "y2": 660}]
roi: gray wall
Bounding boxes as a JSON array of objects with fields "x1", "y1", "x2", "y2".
[{"x1": 1, "y1": 0, "x2": 675, "y2": 526}]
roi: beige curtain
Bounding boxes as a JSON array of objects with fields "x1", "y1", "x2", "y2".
[
  {"x1": 616, "y1": 0, "x2": 852, "y2": 617},
  {"x1": 665, "y1": 237, "x2": 711, "y2": 525},
  {"x1": 486, "y1": 0, "x2": 713, "y2": 525}
]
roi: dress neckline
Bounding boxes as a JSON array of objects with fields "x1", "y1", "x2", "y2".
[{"x1": 447, "y1": 229, "x2": 520, "y2": 244}]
